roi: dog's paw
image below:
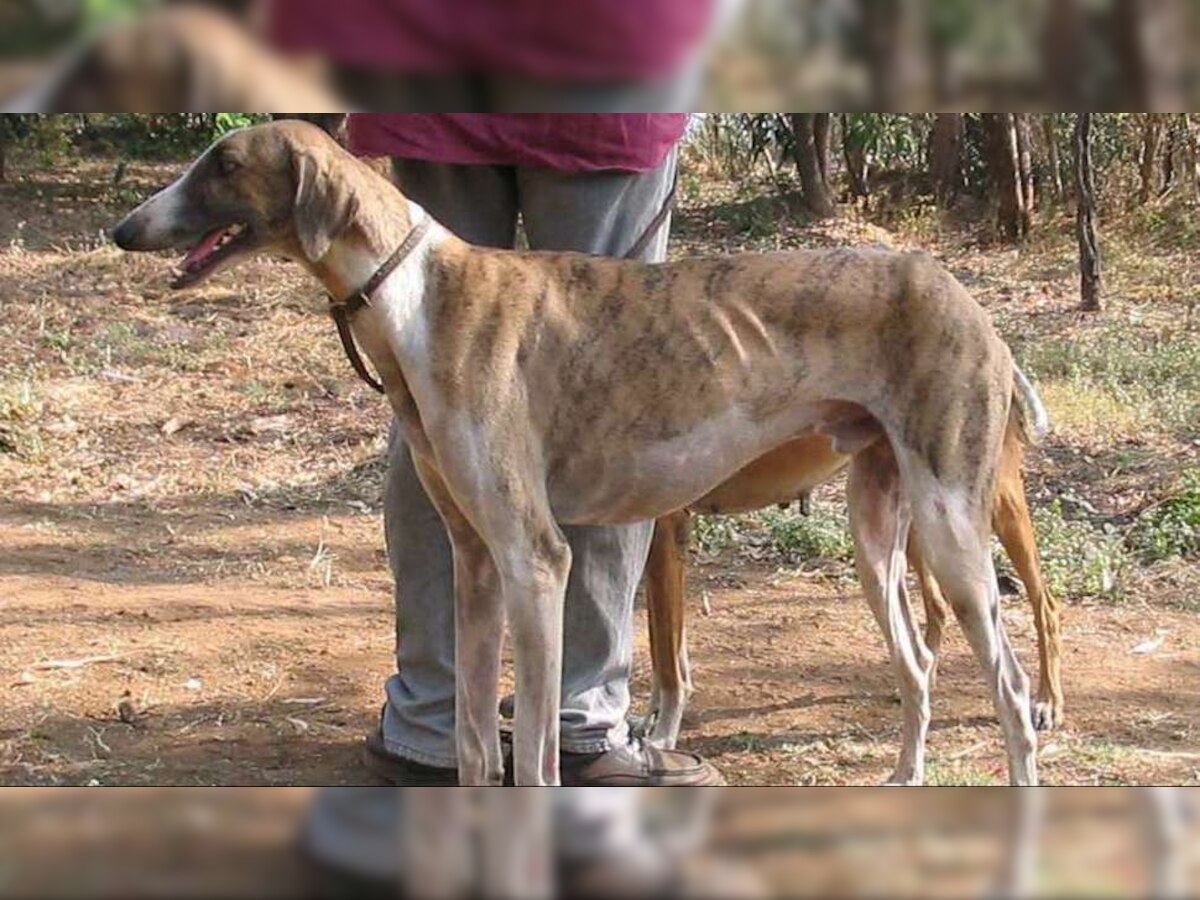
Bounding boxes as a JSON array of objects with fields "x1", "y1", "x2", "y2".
[{"x1": 1030, "y1": 698, "x2": 1061, "y2": 732}]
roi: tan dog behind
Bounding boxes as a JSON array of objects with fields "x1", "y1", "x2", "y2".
[
  {"x1": 643, "y1": 414, "x2": 1064, "y2": 750},
  {"x1": 114, "y1": 122, "x2": 1041, "y2": 785}
]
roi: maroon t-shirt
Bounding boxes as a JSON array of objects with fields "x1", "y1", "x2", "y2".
[
  {"x1": 347, "y1": 114, "x2": 688, "y2": 173},
  {"x1": 269, "y1": 0, "x2": 712, "y2": 82}
]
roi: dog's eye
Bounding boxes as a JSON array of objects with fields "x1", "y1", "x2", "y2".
[{"x1": 218, "y1": 154, "x2": 242, "y2": 176}]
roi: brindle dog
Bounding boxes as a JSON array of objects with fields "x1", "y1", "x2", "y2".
[{"x1": 113, "y1": 121, "x2": 1041, "y2": 786}]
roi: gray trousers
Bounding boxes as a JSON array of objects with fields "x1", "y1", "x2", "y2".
[{"x1": 381, "y1": 151, "x2": 677, "y2": 766}]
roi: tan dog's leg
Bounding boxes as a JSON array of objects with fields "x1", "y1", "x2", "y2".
[
  {"x1": 991, "y1": 432, "x2": 1064, "y2": 731},
  {"x1": 847, "y1": 441, "x2": 933, "y2": 785},
  {"x1": 645, "y1": 511, "x2": 693, "y2": 749},
  {"x1": 412, "y1": 458, "x2": 506, "y2": 786}
]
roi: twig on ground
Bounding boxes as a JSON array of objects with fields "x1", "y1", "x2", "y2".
[{"x1": 31, "y1": 653, "x2": 128, "y2": 671}]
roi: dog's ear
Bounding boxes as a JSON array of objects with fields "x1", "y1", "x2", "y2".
[{"x1": 293, "y1": 152, "x2": 359, "y2": 262}]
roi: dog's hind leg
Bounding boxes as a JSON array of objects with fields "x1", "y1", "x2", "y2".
[
  {"x1": 645, "y1": 511, "x2": 693, "y2": 749},
  {"x1": 847, "y1": 441, "x2": 933, "y2": 785},
  {"x1": 906, "y1": 472, "x2": 1038, "y2": 785},
  {"x1": 413, "y1": 458, "x2": 506, "y2": 786},
  {"x1": 907, "y1": 532, "x2": 950, "y2": 689}
]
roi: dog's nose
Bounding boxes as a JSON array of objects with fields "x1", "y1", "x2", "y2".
[{"x1": 110, "y1": 217, "x2": 141, "y2": 250}]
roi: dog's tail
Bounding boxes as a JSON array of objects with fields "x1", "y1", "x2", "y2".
[{"x1": 1011, "y1": 364, "x2": 1050, "y2": 445}]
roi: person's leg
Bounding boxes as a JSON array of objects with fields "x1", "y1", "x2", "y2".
[
  {"x1": 372, "y1": 161, "x2": 518, "y2": 772},
  {"x1": 516, "y1": 149, "x2": 681, "y2": 759}
]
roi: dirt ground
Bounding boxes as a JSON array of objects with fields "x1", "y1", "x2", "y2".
[{"x1": 1, "y1": 152, "x2": 1198, "y2": 787}]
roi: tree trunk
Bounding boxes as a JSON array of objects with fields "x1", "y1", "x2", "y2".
[
  {"x1": 841, "y1": 115, "x2": 870, "y2": 200},
  {"x1": 1138, "y1": 115, "x2": 1162, "y2": 204},
  {"x1": 790, "y1": 114, "x2": 836, "y2": 217},
  {"x1": 1075, "y1": 114, "x2": 1102, "y2": 312},
  {"x1": 1015, "y1": 114, "x2": 1036, "y2": 230},
  {"x1": 929, "y1": 113, "x2": 963, "y2": 207},
  {"x1": 1161, "y1": 118, "x2": 1179, "y2": 195},
  {"x1": 1042, "y1": 114, "x2": 1064, "y2": 200},
  {"x1": 1184, "y1": 114, "x2": 1200, "y2": 199},
  {"x1": 984, "y1": 113, "x2": 1028, "y2": 240},
  {"x1": 813, "y1": 113, "x2": 832, "y2": 187}
]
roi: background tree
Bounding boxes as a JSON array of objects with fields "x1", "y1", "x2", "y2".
[
  {"x1": 1042, "y1": 114, "x2": 1065, "y2": 200},
  {"x1": 1138, "y1": 114, "x2": 1163, "y2": 204},
  {"x1": 929, "y1": 113, "x2": 964, "y2": 207},
  {"x1": 813, "y1": 113, "x2": 833, "y2": 191},
  {"x1": 1016, "y1": 114, "x2": 1036, "y2": 216},
  {"x1": 1075, "y1": 113, "x2": 1102, "y2": 311},
  {"x1": 841, "y1": 114, "x2": 872, "y2": 201},
  {"x1": 789, "y1": 114, "x2": 837, "y2": 217},
  {"x1": 983, "y1": 113, "x2": 1031, "y2": 240}
]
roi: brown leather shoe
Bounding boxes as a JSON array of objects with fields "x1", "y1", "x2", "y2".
[
  {"x1": 362, "y1": 730, "x2": 459, "y2": 786},
  {"x1": 365, "y1": 728, "x2": 722, "y2": 787},
  {"x1": 561, "y1": 740, "x2": 724, "y2": 786}
]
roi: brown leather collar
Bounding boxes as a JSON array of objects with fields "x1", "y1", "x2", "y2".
[{"x1": 328, "y1": 215, "x2": 431, "y2": 394}]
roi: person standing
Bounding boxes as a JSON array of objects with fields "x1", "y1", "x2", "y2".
[{"x1": 339, "y1": 112, "x2": 721, "y2": 786}]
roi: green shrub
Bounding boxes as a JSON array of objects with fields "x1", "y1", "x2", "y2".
[
  {"x1": 759, "y1": 503, "x2": 855, "y2": 567},
  {"x1": 692, "y1": 501, "x2": 856, "y2": 569},
  {"x1": 691, "y1": 514, "x2": 740, "y2": 555},
  {"x1": 1033, "y1": 500, "x2": 1130, "y2": 601},
  {"x1": 1128, "y1": 472, "x2": 1200, "y2": 563}
]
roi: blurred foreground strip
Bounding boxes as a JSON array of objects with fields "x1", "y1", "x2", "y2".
[
  {"x1": 6, "y1": 1, "x2": 1200, "y2": 110},
  {"x1": 1, "y1": 787, "x2": 1197, "y2": 898}
]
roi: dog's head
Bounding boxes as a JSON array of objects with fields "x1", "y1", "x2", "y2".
[{"x1": 112, "y1": 120, "x2": 360, "y2": 288}]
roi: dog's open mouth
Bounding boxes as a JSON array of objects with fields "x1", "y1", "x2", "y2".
[{"x1": 172, "y1": 222, "x2": 252, "y2": 288}]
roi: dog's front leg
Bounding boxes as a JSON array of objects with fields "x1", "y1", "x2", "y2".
[
  {"x1": 495, "y1": 522, "x2": 571, "y2": 786},
  {"x1": 413, "y1": 458, "x2": 505, "y2": 786}
]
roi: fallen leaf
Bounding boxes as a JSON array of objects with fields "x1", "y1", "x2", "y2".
[
  {"x1": 161, "y1": 416, "x2": 190, "y2": 436},
  {"x1": 1132, "y1": 635, "x2": 1166, "y2": 655}
]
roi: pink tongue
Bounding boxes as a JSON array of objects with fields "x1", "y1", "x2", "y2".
[{"x1": 183, "y1": 227, "x2": 227, "y2": 269}]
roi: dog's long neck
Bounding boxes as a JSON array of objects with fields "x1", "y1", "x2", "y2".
[
  {"x1": 309, "y1": 161, "x2": 439, "y2": 304},
  {"x1": 304, "y1": 163, "x2": 459, "y2": 451}
]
